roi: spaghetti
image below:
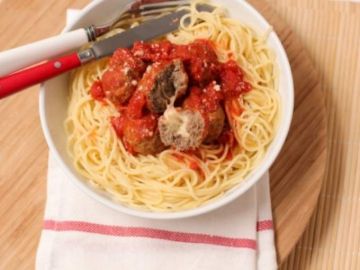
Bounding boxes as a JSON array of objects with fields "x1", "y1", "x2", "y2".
[{"x1": 65, "y1": 0, "x2": 280, "y2": 211}]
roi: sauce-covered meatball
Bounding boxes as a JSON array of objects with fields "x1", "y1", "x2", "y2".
[
  {"x1": 138, "y1": 60, "x2": 188, "y2": 114},
  {"x1": 204, "y1": 107, "x2": 225, "y2": 143},
  {"x1": 102, "y1": 48, "x2": 145, "y2": 106},
  {"x1": 183, "y1": 84, "x2": 225, "y2": 143},
  {"x1": 159, "y1": 82, "x2": 225, "y2": 151},
  {"x1": 158, "y1": 107, "x2": 206, "y2": 151},
  {"x1": 122, "y1": 115, "x2": 165, "y2": 155},
  {"x1": 174, "y1": 40, "x2": 219, "y2": 87},
  {"x1": 111, "y1": 92, "x2": 166, "y2": 156},
  {"x1": 132, "y1": 39, "x2": 219, "y2": 87}
]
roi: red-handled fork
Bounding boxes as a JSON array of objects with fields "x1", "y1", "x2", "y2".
[{"x1": 0, "y1": 53, "x2": 83, "y2": 99}]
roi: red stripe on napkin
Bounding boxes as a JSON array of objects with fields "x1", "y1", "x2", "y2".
[
  {"x1": 256, "y1": 220, "x2": 273, "y2": 231},
  {"x1": 44, "y1": 220, "x2": 257, "y2": 250}
]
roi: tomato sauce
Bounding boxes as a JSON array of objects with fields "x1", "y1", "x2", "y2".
[
  {"x1": 126, "y1": 91, "x2": 147, "y2": 119},
  {"x1": 111, "y1": 116, "x2": 126, "y2": 137},
  {"x1": 90, "y1": 81, "x2": 105, "y2": 101},
  {"x1": 131, "y1": 39, "x2": 250, "y2": 102},
  {"x1": 218, "y1": 129, "x2": 238, "y2": 160},
  {"x1": 91, "y1": 39, "x2": 252, "y2": 159},
  {"x1": 124, "y1": 114, "x2": 158, "y2": 141},
  {"x1": 109, "y1": 48, "x2": 146, "y2": 75},
  {"x1": 132, "y1": 40, "x2": 174, "y2": 62},
  {"x1": 189, "y1": 160, "x2": 205, "y2": 179},
  {"x1": 218, "y1": 130, "x2": 236, "y2": 147},
  {"x1": 220, "y1": 60, "x2": 252, "y2": 99},
  {"x1": 184, "y1": 84, "x2": 223, "y2": 113},
  {"x1": 112, "y1": 90, "x2": 158, "y2": 153},
  {"x1": 226, "y1": 98, "x2": 243, "y2": 117},
  {"x1": 112, "y1": 113, "x2": 158, "y2": 154},
  {"x1": 132, "y1": 39, "x2": 219, "y2": 86},
  {"x1": 172, "y1": 152, "x2": 186, "y2": 162},
  {"x1": 183, "y1": 149, "x2": 201, "y2": 159},
  {"x1": 172, "y1": 153, "x2": 204, "y2": 179}
]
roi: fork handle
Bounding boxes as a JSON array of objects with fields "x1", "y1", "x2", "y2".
[
  {"x1": 0, "y1": 29, "x2": 90, "y2": 77},
  {"x1": 0, "y1": 53, "x2": 83, "y2": 99}
]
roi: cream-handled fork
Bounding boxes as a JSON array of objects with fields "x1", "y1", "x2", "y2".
[{"x1": 0, "y1": 0, "x2": 190, "y2": 77}]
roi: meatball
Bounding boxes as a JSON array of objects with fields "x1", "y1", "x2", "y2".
[
  {"x1": 122, "y1": 115, "x2": 166, "y2": 155},
  {"x1": 138, "y1": 60, "x2": 188, "y2": 114},
  {"x1": 102, "y1": 48, "x2": 146, "y2": 106},
  {"x1": 102, "y1": 67, "x2": 138, "y2": 106},
  {"x1": 158, "y1": 108, "x2": 206, "y2": 151},
  {"x1": 112, "y1": 90, "x2": 166, "y2": 156},
  {"x1": 124, "y1": 128, "x2": 165, "y2": 155},
  {"x1": 132, "y1": 40, "x2": 174, "y2": 62},
  {"x1": 109, "y1": 48, "x2": 146, "y2": 77},
  {"x1": 204, "y1": 107, "x2": 225, "y2": 143},
  {"x1": 182, "y1": 84, "x2": 225, "y2": 143},
  {"x1": 174, "y1": 40, "x2": 219, "y2": 87}
]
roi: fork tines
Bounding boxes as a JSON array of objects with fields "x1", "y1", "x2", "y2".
[
  {"x1": 116, "y1": 0, "x2": 191, "y2": 27},
  {"x1": 122, "y1": 0, "x2": 191, "y2": 19}
]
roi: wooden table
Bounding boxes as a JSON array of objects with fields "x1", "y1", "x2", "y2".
[{"x1": 0, "y1": 0, "x2": 359, "y2": 269}]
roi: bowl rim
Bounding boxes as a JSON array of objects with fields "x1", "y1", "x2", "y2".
[{"x1": 39, "y1": 0, "x2": 294, "y2": 219}]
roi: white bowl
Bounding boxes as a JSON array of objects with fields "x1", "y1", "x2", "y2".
[{"x1": 39, "y1": 0, "x2": 294, "y2": 219}]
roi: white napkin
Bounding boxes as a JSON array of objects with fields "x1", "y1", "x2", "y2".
[{"x1": 36, "y1": 10, "x2": 277, "y2": 270}]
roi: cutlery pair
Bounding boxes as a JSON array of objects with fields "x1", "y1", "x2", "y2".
[{"x1": 0, "y1": 1, "x2": 212, "y2": 99}]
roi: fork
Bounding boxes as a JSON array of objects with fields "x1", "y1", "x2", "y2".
[{"x1": 0, "y1": 0, "x2": 190, "y2": 77}]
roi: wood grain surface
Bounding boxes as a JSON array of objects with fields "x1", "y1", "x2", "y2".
[
  {"x1": 0, "y1": 0, "x2": 358, "y2": 269},
  {"x1": 272, "y1": 1, "x2": 360, "y2": 269},
  {"x1": 246, "y1": 0, "x2": 327, "y2": 263}
]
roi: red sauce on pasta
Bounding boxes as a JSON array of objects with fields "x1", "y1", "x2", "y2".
[
  {"x1": 90, "y1": 39, "x2": 252, "y2": 156},
  {"x1": 90, "y1": 81, "x2": 105, "y2": 101}
]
